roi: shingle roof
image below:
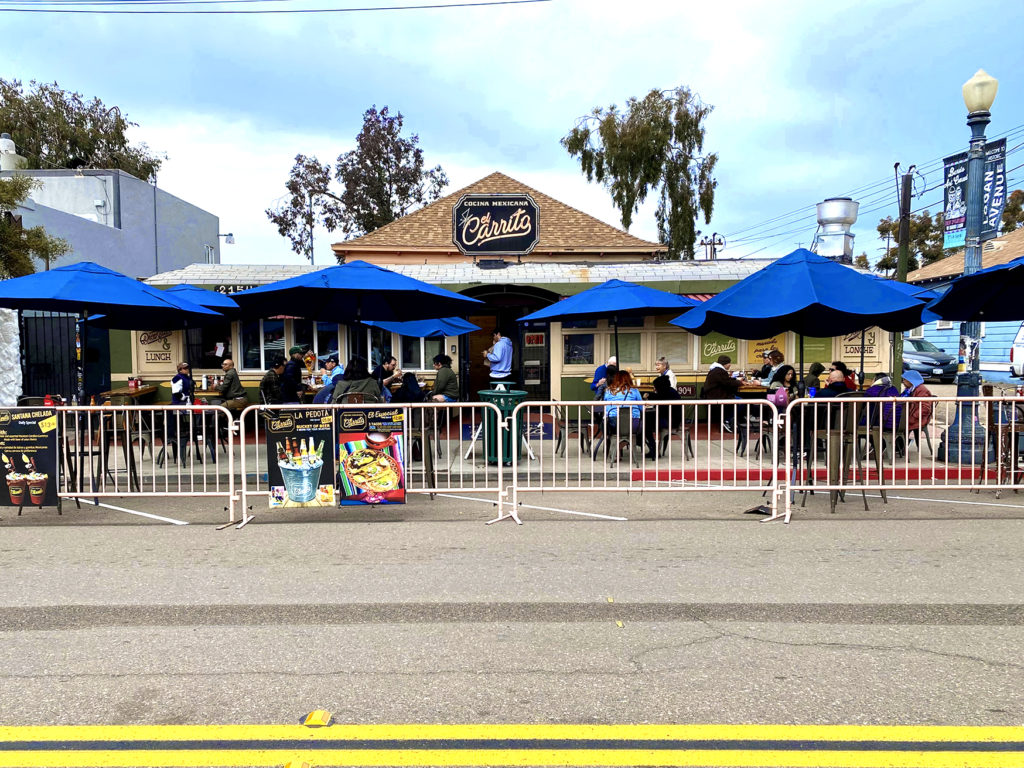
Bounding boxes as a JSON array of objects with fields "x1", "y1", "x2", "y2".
[
  {"x1": 908, "y1": 226, "x2": 1024, "y2": 283},
  {"x1": 331, "y1": 171, "x2": 665, "y2": 255}
]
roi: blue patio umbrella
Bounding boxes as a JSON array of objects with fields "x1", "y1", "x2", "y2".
[
  {"x1": 0, "y1": 262, "x2": 220, "y2": 328},
  {"x1": 870, "y1": 274, "x2": 941, "y2": 302},
  {"x1": 230, "y1": 260, "x2": 483, "y2": 323},
  {"x1": 517, "y1": 279, "x2": 700, "y2": 359},
  {"x1": 164, "y1": 283, "x2": 240, "y2": 313},
  {"x1": 670, "y1": 249, "x2": 927, "y2": 339},
  {"x1": 363, "y1": 317, "x2": 480, "y2": 338},
  {"x1": 925, "y1": 256, "x2": 1024, "y2": 322},
  {"x1": 0, "y1": 262, "x2": 221, "y2": 398}
]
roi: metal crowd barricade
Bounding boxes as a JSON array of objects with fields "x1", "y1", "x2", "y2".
[
  {"x1": 236, "y1": 401, "x2": 508, "y2": 524},
  {"x1": 56, "y1": 403, "x2": 236, "y2": 517},
  {"x1": 780, "y1": 395, "x2": 1024, "y2": 523},
  {"x1": 500, "y1": 399, "x2": 782, "y2": 522}
]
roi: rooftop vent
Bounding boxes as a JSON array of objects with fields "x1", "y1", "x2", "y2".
[
  {"x1": 476, "y1": 258, "x2": 510, "y2": 270},
  {"x1": 811, "y1": 197, "x2": 859, "y2": 265}
]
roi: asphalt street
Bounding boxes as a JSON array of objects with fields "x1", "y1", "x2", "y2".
[{"x1": 0, "y1": 488, "x2": 1022, "y2": 733}]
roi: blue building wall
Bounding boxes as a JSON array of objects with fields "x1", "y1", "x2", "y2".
[
  {"x1": 911, "y1": 319, "x2": 1023, "y2": 383},
  {"x1": 5, "y1": 169, "x2": 219, "y2": 279}
]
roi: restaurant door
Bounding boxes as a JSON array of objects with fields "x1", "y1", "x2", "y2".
[{"x1": 459, "y1": 285, "x2": 558, "y2": 400}]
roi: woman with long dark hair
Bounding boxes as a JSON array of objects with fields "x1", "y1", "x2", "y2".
[{"x1": 331, "y1": 356, "x2": 382, "y2": 402}]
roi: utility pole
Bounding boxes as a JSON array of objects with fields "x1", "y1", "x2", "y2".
[
  {"x1": 892, "y1": 165, "x2": 914, "y2": 379},
  {"x1": 699, "y1": 233, "x2": 724, "y2": 260}
]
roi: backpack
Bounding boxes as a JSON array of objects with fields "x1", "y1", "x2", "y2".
[{"x1": 769, "y1": 387, "x2": 789, "y2": 409}]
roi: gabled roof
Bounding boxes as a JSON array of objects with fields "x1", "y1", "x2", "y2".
[
  {"x1": 331, "y1": 171, "x2": 666, "y2": 255},
  {"x1": 908, "y1": 226, "x2": 1024, "y2": 283}
]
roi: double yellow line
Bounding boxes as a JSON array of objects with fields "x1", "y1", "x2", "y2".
[{"x1": 0, "y1": 724, "x2": 1021, "y2": 767}]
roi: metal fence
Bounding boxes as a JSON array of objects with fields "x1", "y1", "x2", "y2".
[
  {"x1": 779, "y1": 395, "x2": 1024, "y2": 523},
  {"x1": 236, "y1": 402, "x2": 508, "y2": 524},
  {"x1": 10, "y1": 395, "x2": 1024, "y2": 527},
  {"x1": 504, "y1": 399, "x2": 783, "y2": 522},
  {"x1": 56, "y1": 403, "x2": 236, "y2": 516}
]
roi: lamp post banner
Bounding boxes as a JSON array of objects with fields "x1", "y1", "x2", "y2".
[{"x1": 943, "y1": 138, "x2": 1006, "y2": 249}]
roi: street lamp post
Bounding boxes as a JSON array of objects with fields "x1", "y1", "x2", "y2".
[{"x1": 940, "y1": 69, "x2": 999, "y2": 464}]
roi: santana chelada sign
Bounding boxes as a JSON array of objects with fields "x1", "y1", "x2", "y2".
[{"x1": 452, "y1": 194, "x2": 539, "y2": 256}]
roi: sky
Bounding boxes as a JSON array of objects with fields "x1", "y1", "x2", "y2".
[{"x1": 3, "y1": 0, "x2": 1024, "y2": 269}]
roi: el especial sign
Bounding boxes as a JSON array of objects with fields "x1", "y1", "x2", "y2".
[{"x1": 452, "y1": 194, "x2": 539, "y2": 256}]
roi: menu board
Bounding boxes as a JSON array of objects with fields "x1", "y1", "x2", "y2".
[
  {"x1": 336, "y1": 407, "x2": 406, "y2": 506},
  {"x1": 263, "y1": 408, "x2": 336, "y2": 508},
  {"x1": 746, "y1": 336, "x2": 785, "y2": 367},
  {"x1": 0, "y1": 409, "x2": 59, "y2": 509},
  {"x1": 699, "y1": 332, "x2": 739, "y2": 366}
]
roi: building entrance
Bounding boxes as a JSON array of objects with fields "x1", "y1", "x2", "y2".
[{"x1": 459, "y1": 285, "x2": 558, "y2": 400}]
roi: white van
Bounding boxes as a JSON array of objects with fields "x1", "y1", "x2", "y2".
[{"x1": 1012, "y1": 323, "x2": 1024, "y2": 378}]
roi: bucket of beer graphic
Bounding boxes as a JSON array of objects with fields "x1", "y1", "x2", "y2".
[{"x1": 279, "y1": 461, "x2": 323, "y2": 503}]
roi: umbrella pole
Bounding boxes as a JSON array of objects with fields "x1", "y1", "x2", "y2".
[
  {"x1": 799, "y1": 334, "x2": 804, "y2": 384},
  {"x1": 860, "y1": 330, "x2": 866, "y2": 386},
  {"x1": 613, "y1": 315, "x2": 620, "y2": 363}
]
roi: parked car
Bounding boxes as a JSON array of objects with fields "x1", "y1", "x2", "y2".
[
  {"x1": 903, "y1": 339, "x2": 957, "y2": 383},
  {"x1": 1011, "y1": 323, "x2": 1024, "y2": 378}
]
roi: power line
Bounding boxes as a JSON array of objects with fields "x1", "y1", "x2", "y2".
[
  {"x1": 0, "y1": 0, "x2": 550, "y2": 12},
  {"x1": 721, "y1": 122, "x2": 1024, "y2": 243}
]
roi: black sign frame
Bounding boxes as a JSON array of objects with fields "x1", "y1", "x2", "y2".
[{"x1": 452, "y1": 193, "x2": 540, "y2": 257}]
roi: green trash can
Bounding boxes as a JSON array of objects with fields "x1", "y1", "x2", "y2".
[{"x1": 478, "y1": 388, "x2": 528, "y2": 465}]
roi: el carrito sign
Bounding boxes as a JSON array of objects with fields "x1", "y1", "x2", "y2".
[{"x1": 452, "y1": 194, "x2": 539, "y2": 257}]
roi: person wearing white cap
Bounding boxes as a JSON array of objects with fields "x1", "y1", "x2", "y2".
[{"x1": 900, "y1": 369, "x2": 934, "y2": 436}]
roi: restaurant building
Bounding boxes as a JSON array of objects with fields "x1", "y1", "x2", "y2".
[{"x1": 134, "y1": 172, "x2": 892, "y2": 400}]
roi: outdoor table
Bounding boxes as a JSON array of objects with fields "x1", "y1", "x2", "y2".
[{"x1": 101, "y1": 385, "x2": 157, "y2": 400}]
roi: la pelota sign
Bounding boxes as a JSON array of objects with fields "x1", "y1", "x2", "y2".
[{"x1": 452, "y1": 194, "x2": 539, "y2": 256}]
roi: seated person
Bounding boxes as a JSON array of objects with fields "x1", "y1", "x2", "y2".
[
  {"x1": 593, "y1": 364, "x2": 618, "y2": 400},
  {"x1": 215, "y1": 357, "x2": 248, "y2": 409},
  {"x1": 757, "y1": 350, "x2": 773, "y2": 380},
  {"x1": 644, "y1": 374, "x2": 682, "y2": 460},
  {"x1": 831, "y1": 360, "x2": 857, "y2": 391},
  {"x1": 702, "y1": 354, "x2": 741, "y2": 399},
  {"x1": 332, "y1": 356, "x2": 383, "y2": 402},
  {"x1": 861, "y1": 372, "x2": 901, "y2": 429},
  {"x1": 429, "y1": 354, "x2": 459, "y2": 403},
  {"x1": 815, "y1": 369, "x2": 850, "y2": 397},
  {"x1": 768, "y1": 364, "x2": 799, "y2": 402},
  {"x1": 803, "y1": 362, "x2": 825, "y2": 392},
  {"x1": 760, "y1": 350, "x2": 784, "y2": 386},
  {"x1": 390, "y1": 372, "x2": 425, "y2": 404},
  {"x1": 590, "y1": 355, "x2": 617, "y2": 393},
  {"x1": 603, "y1": 371, "x2": 643, "y2": 442},
  {"x1": 371, "y1": 355, "x2": 401, "y2": 402},
  {"x1": 900, "y1": 370, "x2": 933, "y2": 434},
  {"x1": 259, "y1": 357, "x2": 285, "y2": 405},
  {"x1": 702, "y1": 354, "x2": 743, "y2": 432}
]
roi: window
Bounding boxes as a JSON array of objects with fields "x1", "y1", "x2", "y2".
[
  {"x1": 348, "y1": 326, "x2": 393, "y2": 368},
  {"x1": 655, "y1": 332, "x2": 689, "y2": 365},
  {"x1": 562, "y1": 319, "x2": 597, "y2": 329},
  {"x1": 401, "y1": 335, "x2": 444, "y2": 370},
  {"x1": 908, "y1": 339, "x2": 943, "y2": 354},
  {"x1": 935, "y1": 320, "x2": 954, "y2": 330},
  {"x1": 908, "y1": 326, "x2": 924, "y2": 339},
  {"x1": 240, "y1": 318, "x2": 284, "y2": 370},
  {"x1": 185, "y1": 323, "x2": 233, "y2": 370},
  {"x1": 293, "y1": 320, "x2": 340, "y2": 364},
  {"x1": 563, "y1": 333, "x2": 594, "y2": 365},
  {"x1": 616, "y1": 333, "x2": 641, "y2": 365}
]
